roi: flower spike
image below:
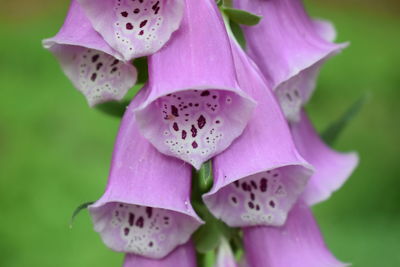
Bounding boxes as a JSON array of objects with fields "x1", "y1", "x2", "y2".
[
  {"x1": 43, "y1": 0, "x2": 137, "y2": 106},
  {"x1": 233, "y1": 0, "x2": 347, "y2": 122},
  {"x1": 243, "y1": 201, "x2": 349, "y2": 267},
  {"x1": 291, "y1": 111, "x2": 359, "y2": 205},
  {"x1": 89, "y1": 92, "x2": 202, "y2": 259},
  {"x1": 123, "y1": 241, "x2": 196, "y2": 267},
  {"x1": 203, "y1": 39, "x2": 313, "y2": 228},
  {"x1": 77, "y1": 0, "x2": 185, "y2": 61},
  {"x1": 134, "y1": 0, "x2": 256, "y2": 169}
]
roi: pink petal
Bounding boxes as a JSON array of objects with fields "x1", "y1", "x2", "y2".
[
  {"x1": 43, "y1": 0, "x2": 137, "y2": 106},
  {"x1": 202, "y1": 39, "x2": 313, "y2": 227},
  {"x1": 134, "y1": 0, "x2": 256, "y2": 169},
  {"x1": 291, "y1": 111, "x2": 359, "y2": 205},
  {"x1": 233, "y1": 0, "x2": 347, "y2": 122},
  {"x1": 89, "y1": 93, "x2": 202, "y2": 259},
  {"x1": 77, "y1": 0, "x2": 185, "y2": 60},
  {"x1": 123, "y1": 241, "x2": 196, "y2": 267},
  {"x1": 243, "y1": 201, "x2": 349, "y2": 267}
]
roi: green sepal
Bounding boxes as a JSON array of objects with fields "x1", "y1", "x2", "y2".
[
  {"x1": 322, "y1": 94, "x2": 367, "y2": 145},
  {"x1": 222, "y1": 7, "x2": 262, "y2": 26},
  {"x1": 196, "y1": 160, "x2": 213, "y2": 193},
  {"x1": 69, "y1": 201, "x2": 94, "y2": 228}
]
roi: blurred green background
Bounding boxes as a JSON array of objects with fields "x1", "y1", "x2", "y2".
[{"x1": 0, "y1": 0, "x2": 399, "y2": 266}]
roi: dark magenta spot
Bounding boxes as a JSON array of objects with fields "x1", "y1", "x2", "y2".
[
  {"x1": 139, "y1": 30, "x2": 144, "y2": 35},
  {"x1": 234, "y1": 180, "x2": 239, "y2": 187},
  {"x1": 136, "y1": 216, "x2": 144, "y2": 228},
  {"x1": 191, "y1": 125, "x2": 197, "y2": 137},
  {"x1": 173, "y1": 122, "x2": 179, "y2": 131},
  {"x1": 111, "y1": 59, "x2": 119, "y2": 66},
  {"x1": 90, "y1": 73, "x2": 97, "y2": 82},
  {"x1": 182, "y1": 130, "x2": 187, "y2": 140},
  {"x1": 96, "y1": 62, "x2": 103, "y2": 70},
  {"x1": 260, "y1": 178, "x2": 268, "y2": 192},
  {"x1": 140, "y1": 20, "x2": 148, "y2": 28},
  {"x1": 91, "y1": 54, "x2": 99, "y2": 63},
  {"x1": 110, "y1": 67, "x2": 118, "y2": 74},
  {"x1": 250, "y1": 180, "x2": 257, "y2": 190},
  {"x1": 171, "y1": 105, "x2": 179, "y2": 117},
  {"x1": 121, "y1": 11, "x2": 128, "y2": 17},
  {"x1": 197, "y1": 115, "x2": 206, "y2": 129},
  {"x1": 250, "y1": 193, "x2": 255, "y2": 201},
  {"x1": 133, "y1": 8, "x2": 140, "y2": 14},
  {"x1": 192, "y1": 141, "x2": 198, "y2": 149},
  {"x1": 128, "y1": 213, "x2": 135, "y2": 226},
  {"x1": 248, "y1": 202, "x2": 255, "y2": 209},
  {"x1": 124, "y1": 227, "x2": 130, "y2": 236},
  {"x1": 269, "y1": 200, "x2": 275, "y2": 208},
  {"x1": 231, "y1": 196, "x2": 237, "y2": 203},
  {"x1": 146, "y1": 207, "x2": 153, "y2": 218},
  {"x1": 148, "y1": 241, "x2": 153, "y2": 247},
  {"x1": 201, "y1": 90, "x2": 210, "y2": 97},
  {"x1": 126, "y1": 23, "x2": 134, "y2": 30}
]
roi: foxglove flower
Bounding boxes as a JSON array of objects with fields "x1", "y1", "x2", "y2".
[
  {"x1": 89, "y1": 92, "x2": 202, "y2": 259},
  {"x1": 292, "y1": 112, "x2": 359, "y2": 205},
  {"x1": 233, "y1": 0, "x2": 347, "y2": 122},
  {"x1": 234, "y1": 0, "x2": 357, "y2": 205},
  {"x1": 43, "y1": 0, "x2": 137, "y2": 106},
  {"x1": 134, "y1": 0, "x2": 256, "y2": 169},
  {"x1": 215, "y1": 238, "x2": 238, "y2": 267},
  {"x1": 203, "y1": 39, "x2": 313, "y2": 227},
  {"x1": 243, "y1": 201, "x2": 348, "y2": 267},
  {"x1": 123, "y1": 241, "x2": 196, "y2": 267},
  {"x1": 77, "y1": 0, "x2": 184, "y2": 60}
]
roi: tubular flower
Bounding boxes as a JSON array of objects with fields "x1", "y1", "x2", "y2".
[
  {"x1": 233, "y1": 0, "x2": 347, "y2": 122},
  {"x1": 123, "y1": 241, "x2": 196, "y2": 267},
  {"x1": 291, "y1": 111, "x2": 359, "y2": 205},
  {"x1": 215, "y1": 238, "x2": 238, "y2": 267},
  {"x1": 203, "y1": 39, "x2": 313, "y2": 228},
  {"x1": 77, "y1": 0, "x2": 184, "y2": 60},
  {"x1": 43, "y1": 0, "x2": 137, "y2": 106},
  {"x1": 243, "y1": 201, "x2": 348, "y2": 267},
  {"x1": 134, "y1": 0, "x2": 256, "y2": 169},
  {"x1": 234, "y1": 0, "x2": 358, "y2": 205},
  {"x1": 89, "y1": 93, "x2": 202, "y2": 259}
]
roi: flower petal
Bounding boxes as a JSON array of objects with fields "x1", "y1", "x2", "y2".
[
  {"x1": 123, "y1": 241, "x2": 196, "y2": 267},
  {"x1": 243, "y1": 201, "x2": 348, "y2": 267},
  {"x1": 233, "y1": 0, "x2": 347, "y2": 122},
  {"x1": 89, "y1": 93, "x2": 202, "y2": 259},
  {"x1": 43, "y1": 0, "x2": 137, "y2": 106},
  {"x1": 77, "y1": 0, "x2": 184, "y2": 60},
  {"x1": 215, "y1": 238, "x2": 238, "y2": 267},
  {"x1": 134, "y1": 0, "x2": 256, "y2": 169},
  {"x1": 291, "y1": 111, "x2": 359, "y2": 205},
  {"x1": 202, "y1": 39, "x2": 313, "y2": 228}
]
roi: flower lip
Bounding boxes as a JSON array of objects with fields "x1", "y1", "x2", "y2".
[
  {"x1": 123, "y1": 241, "x2": 197, "y2": 267},
  {"x1": 134, "y1": 86, "x2": 256, "y2": 170},
  {"x1": 43, "y1": 0, "x2": 137, "y2": 106},
  {"x1": 132, "y1": 0, "x2": 256, "y2": 169},
  {"x1": 77, "y1": 0, "x2": 185, "y2": 60}
]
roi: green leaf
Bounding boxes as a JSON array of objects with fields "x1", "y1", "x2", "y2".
[
  {"x1": 322, "y1": 94, "x2": 367, "y2": 145},
  {"x1": 196, "y1": 160, "x2": 213, "y2": 192},
  {"x1": 69, "y1": 201, "x2": 94, "y2": 228},
  {"x1": 223, "y1": 7, "x2": 262, "y2": 26},
  {"x1": 95, "y1": 100, "x2": 130, "y2": 118}
]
